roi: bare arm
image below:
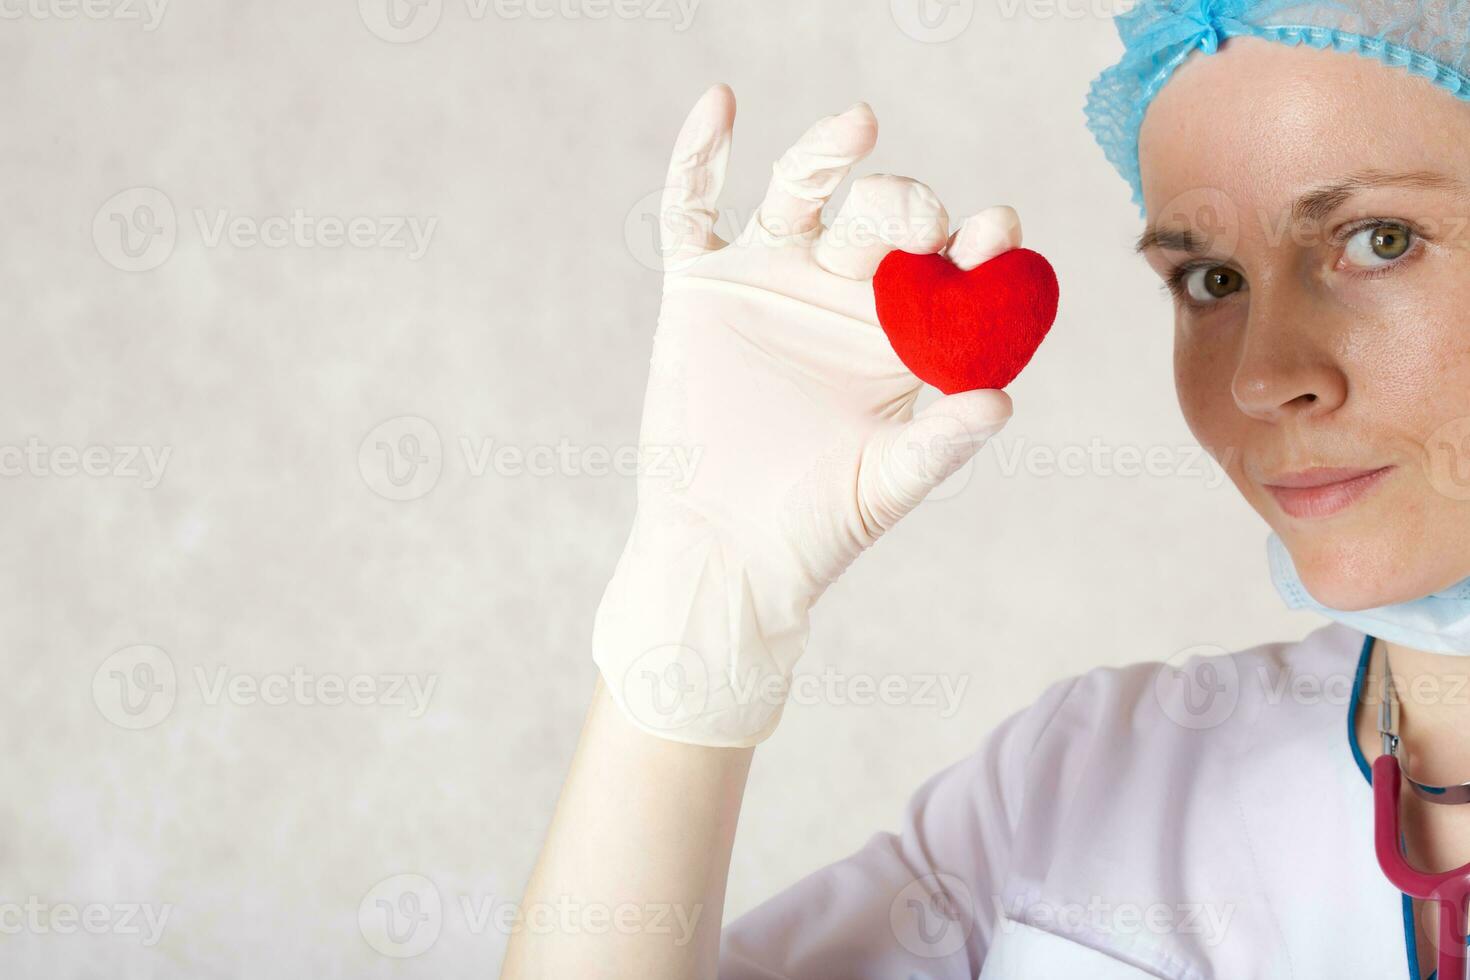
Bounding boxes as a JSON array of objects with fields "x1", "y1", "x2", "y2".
[
  {"x1": 501, "y1": 82, "x2": 1019, "y2": 979},
  {"x1": 499, "y1": 679, "x2": 752, "y2": 978}
]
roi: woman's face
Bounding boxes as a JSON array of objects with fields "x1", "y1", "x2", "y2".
[{"x1": 1138, "y1": 37, "x2": 1470, "y2": 611}]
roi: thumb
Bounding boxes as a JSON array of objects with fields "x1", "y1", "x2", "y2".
[{"x1": 862, "y1": 389, "x2": 1013, "y2": 533}]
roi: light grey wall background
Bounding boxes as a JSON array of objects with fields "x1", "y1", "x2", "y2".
[{"x1": 0, "y1": 0, "x2": 1322, "y2": 976}]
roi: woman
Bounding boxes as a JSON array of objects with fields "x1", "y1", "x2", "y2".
[{"x1": 501, "y1": 1, "x2": 1470, "y2": 976}]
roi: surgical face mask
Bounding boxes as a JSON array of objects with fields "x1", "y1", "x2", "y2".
[{"x1": 1267, "y1": 533, "x2": 1470, "y2": 655}]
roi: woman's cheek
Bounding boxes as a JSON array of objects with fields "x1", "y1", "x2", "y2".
[
  {"x1": 1335, "y1": 261, "x2": 1470, "y2": 431},
  {"x1": 1176, "y1": 310, "x2": 1263, "y2": 506},
  {"x1": 1173, "y1": 314, "x2": 1243, "y2": 455}
]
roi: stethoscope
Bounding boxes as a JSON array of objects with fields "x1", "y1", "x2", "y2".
[{"x1": 1373, "y1": 642, "x2": 1470, "y2": 980}]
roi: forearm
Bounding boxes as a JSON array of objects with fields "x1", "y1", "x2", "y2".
[
  {"x1": 499, "y1": 678, "x2": 754, "y2": 980},
  {"x1": 505, "y1": 83, "x2": 1023, "y2": 978}
]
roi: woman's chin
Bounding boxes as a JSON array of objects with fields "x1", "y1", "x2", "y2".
[
  {"x1": 1286, "y1": 534, "x2": 1465, "y2": 612},
  {"x1": 1294, "y1": 574, "x2": 1402, "y2": 612}
]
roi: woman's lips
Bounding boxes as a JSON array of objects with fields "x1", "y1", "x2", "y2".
[{"x1": 1263, "y1": 466, "x2": 1395, "y2": 520}]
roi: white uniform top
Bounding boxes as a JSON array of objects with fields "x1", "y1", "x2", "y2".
[{"x1": 719, "y1": 623, "x2": 1431, "y2": 979}]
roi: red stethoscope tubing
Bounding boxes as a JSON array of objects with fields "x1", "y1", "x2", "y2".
[{"x1": 1373, "y1": 753, "x2": 1470, "y2": 980}]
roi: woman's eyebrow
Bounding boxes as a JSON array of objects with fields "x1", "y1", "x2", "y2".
[
  {"x1": 1135, "y1": 170, "x2": 1466, "y2": 254},
  {"x1": 1134, "y1": 227, "x2": 1208, "y2": 254},
  {"x1": 1291, "y1": 169, "x2": 1466, "y2": 225}
]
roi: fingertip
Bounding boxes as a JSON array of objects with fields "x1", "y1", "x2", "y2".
[
  {"x1": 916, "y1": 189, "x2": 951, "y2": 253},
  {"x1": 843, "y1": 100, "x2": 877, "y2": 126},
  {"x1": 947, "y1": 206, "x2": 1023, "y2": 271},
  {"x1": 815, "y1": 174, "x2": 950, "y2": 279},
  {"x1": 906, "y1": 180, "x2": 952, "y2": 253},
  {"x1": 982, "y1": 205, "x2": 1022, "y2": 245},
  {"x1": 832, "y1": 101, "x2": 879, "y2": 153},
  {"x1": 975, "y1": 387, "x2": 1014, "y2": 423},
  {"x1": 696, "y1": 82, "x2": 737, "y2": 124},
  {"x1": 934, "y1": 387, "x2": 1014, "y2": 432}
]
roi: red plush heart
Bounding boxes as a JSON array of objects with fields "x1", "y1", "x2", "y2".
[{"x1": 873, "y1": 247, "x2": 1060, "y2": 395}]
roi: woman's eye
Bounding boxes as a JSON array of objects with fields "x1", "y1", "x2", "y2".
[
  {"x1": 1343, "y1": 222, "x2": 1413, "y2": 268},
  {"x1": 1182, "y1": 265, "x2": 1245, "y2": 304}
]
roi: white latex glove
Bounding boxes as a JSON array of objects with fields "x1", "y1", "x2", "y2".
[{"x1": 593, "y1": 85, "x2": 1022, "y2": 747}]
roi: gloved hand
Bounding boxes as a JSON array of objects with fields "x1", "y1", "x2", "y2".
[{"x1": 593, "y1": 84, "x2": 1022, "y2": 747}]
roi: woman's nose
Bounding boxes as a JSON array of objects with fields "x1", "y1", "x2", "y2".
[{"x1": 1230, "y1": 301, "x2": 1349, "y2": 423}]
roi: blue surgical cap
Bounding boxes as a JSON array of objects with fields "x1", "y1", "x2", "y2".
[{"x1": 1084, "y1": 0, "x2": 1470, "y2": 216}]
